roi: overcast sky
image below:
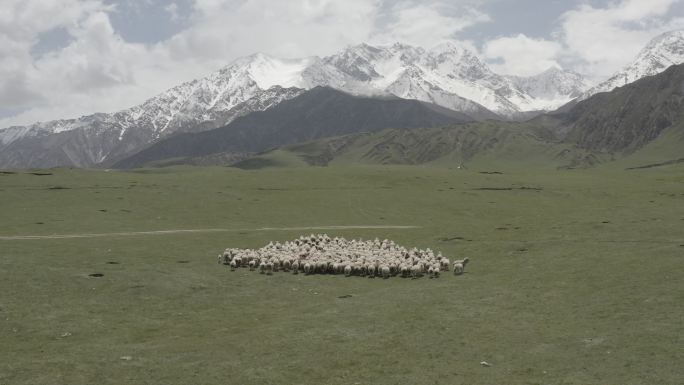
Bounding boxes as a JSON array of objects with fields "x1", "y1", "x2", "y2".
[{"x1": 1, "y1": 0, "x2": 683, "y2": 127}]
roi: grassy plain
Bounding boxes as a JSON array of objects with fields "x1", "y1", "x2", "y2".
[{"x1": 1, "y1": 164, "x2": 683, "y2": 384}]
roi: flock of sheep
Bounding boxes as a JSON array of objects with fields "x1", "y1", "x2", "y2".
[{"x1": 218, "y1": 234, "x2": 469, "y2": 278}]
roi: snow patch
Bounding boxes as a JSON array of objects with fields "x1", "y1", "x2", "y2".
[{"x1": 246, "y1": 54, "x2": 312, "y2": 89}]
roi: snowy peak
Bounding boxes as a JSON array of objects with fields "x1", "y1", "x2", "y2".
[
  {"x1": 507, "y1": 67, "x2": 591, "y2": 110},
  {"x1": 238, "y1": 53, "x2": 313, "y2": 89},
  {"x1": 631, "y1": 29, "x2": 684, "y2": 77},
  {"x1": 321, "y1": 43, "x2": 386, "y2": 81},
  {"x1": 581, "y1": 29, "x2": 684, "y2": 99},
  {"x1": 310, "y1": 41, "x2": 527, "y2": 116},
  {"x1": 426, "y1": 41, "x2": 493, "y2": 80}
]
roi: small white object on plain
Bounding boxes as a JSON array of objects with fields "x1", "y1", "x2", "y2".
[
  {"x1": 120, "y1": 356, "x2": 133, "y2": 361},
  {"x1": 480, "y1": 361, "x2": 492, "y2": 367}
]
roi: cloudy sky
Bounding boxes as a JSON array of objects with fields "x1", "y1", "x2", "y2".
[{"x1": 1, "y1": 0, "x2": 683, "y2": 127}]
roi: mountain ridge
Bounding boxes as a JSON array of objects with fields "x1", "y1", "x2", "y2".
[
  {"x1": 112, "y1": 86, "x2": 478, "y2": 169},
  {"x1": 221, "y1": 64, "x2": 684, "y2": 170},
  {"x1": 579, "y1": 30, "x2": 684, "y2": 101},
  {"x1": 0, "y1": 40, "x2": 589, "y2": 170}
]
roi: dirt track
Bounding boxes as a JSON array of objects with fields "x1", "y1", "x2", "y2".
[{"x1": 0, "y1": 225, "x2": 420, "y2": 240}]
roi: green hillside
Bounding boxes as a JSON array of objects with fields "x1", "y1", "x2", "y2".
[{"x1": 239, "y1": 122, "x2": 602, "y2": 170}]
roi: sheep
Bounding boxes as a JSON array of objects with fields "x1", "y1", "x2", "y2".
[
  {"x1": 453, "y1": 257, "x2": 470, "y2": 275},
  {"x1": 218, "y1": 234, "x2": 463, "y2": 281},
  {"x1": 366, "y1": 264, "x2": 376, "y2": 278},
  {"x1": 411, "y1": 264, "x2": 423, "y2": 279},
  {"x1": 428, "y1": 264, "x2": 441, "y2": 278},
  {"x1": 440, "y1": 258, "x2": 450, "y2": 271},
  {"x1": 315, "y1": 261, "x2": 327, "y2": 274}
]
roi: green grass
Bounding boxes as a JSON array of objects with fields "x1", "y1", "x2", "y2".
[
  {"x1": 247, "y1": 122, "x2": 602, "y2": 171},
  {"x1": 1, "y1": 164, "x2": 683, "y2": 384}
]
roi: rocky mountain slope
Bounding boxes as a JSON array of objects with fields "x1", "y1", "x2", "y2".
[
  {"x1": 558, "y1": 63, "x2": 684, "y2": 153},
  {"x1": 579, "y1": 30, "x2": 684, "y2": 100},
  {"x1": 113, "y1": 87, "x2": 476, "y2": 169},
  {"x1": 0, "y1": 84, "x2": 302, "y2": 169}
]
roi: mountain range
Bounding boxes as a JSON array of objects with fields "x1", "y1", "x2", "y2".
[
  {"x1": 115, "y1": 63, "x2": 684, "y2": 170},
  {"x1": 0, "y1": 30, "x2": 683, "y2": 170}
]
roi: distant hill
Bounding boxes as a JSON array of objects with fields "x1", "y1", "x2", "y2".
[
  {"x1": 557, "y1": 63, "x2": 684, "y2": 153},
  {"x1": 113, "y1": 87, "x2": 478, "y2": 169},
  {"x1": 230, "y1": 122, "x2": 599, "y2": 170}
]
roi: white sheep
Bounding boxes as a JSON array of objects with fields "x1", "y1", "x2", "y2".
[
  {"x1": 411, "y1": 264, "x2": 423, "y2": 279},
  {"x1": 367, "y1": 264, "x2": 376, "y2": 278},
  {"x1": 440, "y1": 258, "x2": 450, "y2": 271},
  {"x1": 219, "y1": 234, "x2": 462, "y2": 281},
  {"x1": 453, "y1": 257, "x2": 470, "y2": 275}
]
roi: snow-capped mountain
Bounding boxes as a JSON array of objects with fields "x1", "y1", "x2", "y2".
[
  {"x1": 0, "y1": 57, "x2": 304, "y2": 168},
  {"x1": 506, "y1": 67, "x2": 591, "y2": 111},
  {"x1": 300, "y1": 41, "x2": 585, "y2": 117},
  {"x1": 579, "y1": 30, "x2": 684, "y2": 100},
  {"x1": 0, "y1": 40, "x2": 590, "y2": 169}
]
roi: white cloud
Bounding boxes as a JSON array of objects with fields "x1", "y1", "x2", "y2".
[
  {"x1": 558, "y1": 0, "x2": 684, "y2": 79},
  {"x1": 164, "y1": 0, "x2": 382, "y2": 62},
  {"x1": 483, "y1": 34, "x2": 562, "y2": 76},
  {"x1": 371, "y1": 1, "x2": 490, "y2": 47},
  {"x1": 479, "y1": 0, "x2": 684, "y2": 79},
  {"x1": 0, "y1": 0, "x2": 493, "y2": 127},
  {"x1": 2, "y1": 0, "x2": 681, "y2": 128}
]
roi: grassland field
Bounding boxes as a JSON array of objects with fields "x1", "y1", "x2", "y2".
[{"x1": 1, "y1": 163, "x2": 683, "y2": 385}]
